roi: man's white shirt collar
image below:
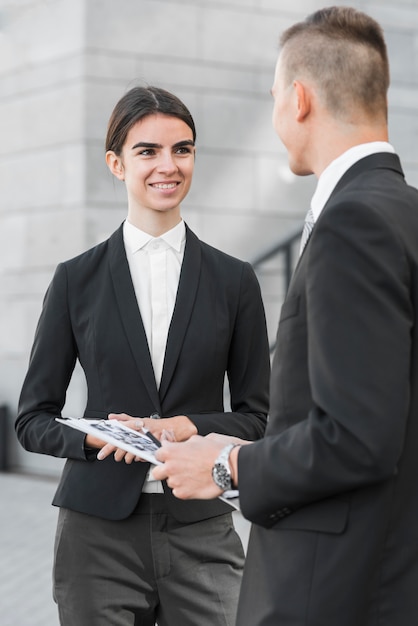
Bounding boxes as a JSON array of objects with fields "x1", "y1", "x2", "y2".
[{"x1": 310, "y1": 142, "x2": 395, "y2": 221}]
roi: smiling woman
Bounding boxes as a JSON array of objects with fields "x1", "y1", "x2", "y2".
[
  {"x1": 106, "y1": 113, "x2": 196, "y2": 233},
  {"x1": 15, "y1": 85, "x2": 270, "y2": 626}
]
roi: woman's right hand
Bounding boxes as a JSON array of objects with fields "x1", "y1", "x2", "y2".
[{"x1": 85, "y1": 433, "x2": 107, "y2": 449}]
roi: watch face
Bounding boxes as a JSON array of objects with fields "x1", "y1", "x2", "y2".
[{"x1": 213, "y1": 463, "x2": 231, "y2": 491}]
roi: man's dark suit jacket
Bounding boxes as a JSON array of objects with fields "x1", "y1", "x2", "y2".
[
  {"x1": 237, "y1": 153, "x2": 418, "y2": 625},
  {"x1": 16, "y1": 224, "x2": 270, "y2": 523}
]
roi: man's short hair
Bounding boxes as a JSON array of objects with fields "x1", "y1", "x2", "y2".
[{"x1": 280, "y1": 6, "x2": 389, "y2": 122}]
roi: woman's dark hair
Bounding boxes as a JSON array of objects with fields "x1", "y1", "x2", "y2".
[{"x1": 105, "y1": 86, "x2": 196, "y2": 154}]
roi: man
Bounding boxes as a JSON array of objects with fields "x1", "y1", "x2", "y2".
[{"x1": 154, "y1": 7, "x2": 418, "y2": 625}]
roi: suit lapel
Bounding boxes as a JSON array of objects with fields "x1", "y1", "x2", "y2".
[
  {"x1": 159, "y1": 226, "x2": 201, "y2": 402},
  {"x1": 108, "y1": 226, "x2": 161, "y2": 410},
  {"x1": 327, "y1": 152, "x2": 403, "y2": 201},
  {"x1": 292, "y1": 152, "x2": 404, "y2": 278}
]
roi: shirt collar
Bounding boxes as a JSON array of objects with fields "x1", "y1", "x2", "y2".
[
  {"x1": 311, "y1": 141, "x2": 396, "y2": 221},
  {"x1": 123, "y1": 219, "x2": 186, "y2": 254},
  {"x1": 160, "y1": 219, "x2": 186, "y2": 252}
]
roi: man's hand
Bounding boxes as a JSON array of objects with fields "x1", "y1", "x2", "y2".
[{"x1": 152, "y1": 434, "x2": 245, "y2": 500}]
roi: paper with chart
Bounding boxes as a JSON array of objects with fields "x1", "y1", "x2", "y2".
[{"x1": 56, "y1": 417, "x2": 162, "y2": 464}]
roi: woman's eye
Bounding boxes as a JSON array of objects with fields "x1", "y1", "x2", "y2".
[
  {"x1": 175, "y1": 147, "x2": 191, "y2": 155},
  {"x1": 139, "y1": 149, "x2": 155, "y2": 156}
]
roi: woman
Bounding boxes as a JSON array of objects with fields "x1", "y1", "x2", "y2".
[{"x1": 16, "y1": 86, "x2": 270, "y2": 626}]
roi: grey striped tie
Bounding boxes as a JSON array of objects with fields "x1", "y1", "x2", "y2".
[{"x1": 299, "y1": 208, "x2": 315, "y2": 256}]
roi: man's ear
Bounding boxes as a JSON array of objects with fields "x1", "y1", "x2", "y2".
[
  {"x1": 105, "y1": 151, "x2": 125, "y2": 181},
  {"x1": 294, "y1": 80, "x2": 311, "y2": 122}
]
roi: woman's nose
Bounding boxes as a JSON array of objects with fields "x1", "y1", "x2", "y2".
[{"x1": 157, "y1": 152, "x2": 177, "y2": 174}]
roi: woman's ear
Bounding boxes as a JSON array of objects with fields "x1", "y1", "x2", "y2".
[{"x1": 105, "y1": 151, "x2": 125, "y2": 181}]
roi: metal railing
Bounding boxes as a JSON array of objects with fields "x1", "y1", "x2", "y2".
[
  {"x1": 251, "y1": 224, "x2": 302, "y2": 289},
  {"x1": 251, "y1": 225, "x2": 302, "y2": 353}
]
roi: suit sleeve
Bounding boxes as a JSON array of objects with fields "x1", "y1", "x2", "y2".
[
  {"x1": 187, "y1": 262, "x2": 270, "y2": 440},
  {"x1": 238, "y1": 201, "x2": 413, "y2": 526},
  {"x1": 15, "y1": 263, "x2": 88, "y2": 460}
]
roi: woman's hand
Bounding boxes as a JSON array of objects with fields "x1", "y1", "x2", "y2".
[
  {"x1": 109, "y1": 413, "x2": 197, "y2": 442},
  {"x1": 95, "y1": 412, "x2": 196, "y2": 464}
]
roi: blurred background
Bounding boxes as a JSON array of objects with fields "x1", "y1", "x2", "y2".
[
  {"x1": 0, "y1": 0, "x2": 418, "y2": 621},
  {"x1": 1, "y1": 0, "x2": 418, "y2": 477}
]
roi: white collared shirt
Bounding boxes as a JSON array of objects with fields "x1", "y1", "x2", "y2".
[
  {"x1": 123, "y1": 219, "x2": 186, "y2": 388},
  {"x1": 123, "y1": 219, "x2": 186, "y2": 493},
  {"x1": 310, "y1": 141, "x2": 396, "y2": 221}
]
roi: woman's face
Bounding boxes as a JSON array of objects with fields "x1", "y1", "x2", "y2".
[{"x1": 107, "y1": 113, "x2": 195, "y2": 221}]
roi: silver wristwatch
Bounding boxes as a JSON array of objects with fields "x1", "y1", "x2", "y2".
[{"x1": 212, "y1": 444, "x2": 237, "y2": 492}]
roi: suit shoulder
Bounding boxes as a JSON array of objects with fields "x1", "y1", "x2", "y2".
[
  {"x1": 198, "y1": 238, "x2": 249, "y2": 270},
  {"x1": 193, "y1": 238, "x2": 260, "y2": 290},
  {"x1": 61, "y1": 228, "x2": 120, "y2": 272},
  {"x1": 65, "y1": 239, "x2": 109, "y2": 267}
]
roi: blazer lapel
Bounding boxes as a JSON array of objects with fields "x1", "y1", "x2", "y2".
[
  {"x1": 108, "y1": 226, "x2": 161, "y2": 410},
  {"x1": 293, "y1": 152, "x2": 404, "y2": 277},
  {"x1": 159, "y1": 226, "x2": 201, "y2": 401},
  {"x1": 328, "y1": 152, "x2": 404, "y2": 201}
]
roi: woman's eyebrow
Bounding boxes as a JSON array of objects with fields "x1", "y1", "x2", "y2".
[
  {"x1": 131, "y1": 139, "x2": 195, "y2": 150},
  {"x1": 131, "y1": 141, "x2": 161, "y2": 150},
  {"x1": 173, "y1": 140, "x2": 195, "y2": 148}
]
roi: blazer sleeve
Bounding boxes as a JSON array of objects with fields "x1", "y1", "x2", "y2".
[
  {"x1": 238, "y1": 199, "x2": 413, "y2": 526},
  {"x1": 187, "y1": 261, "x2": 270, "y2": 440},
  {"x1": 15, "y1": 263, "x2": 89, "y2": 460}
]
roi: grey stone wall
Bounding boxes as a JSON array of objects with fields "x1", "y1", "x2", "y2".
[{"x1": 1, "y1": 0, "x2": 417, "y2": 475}]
